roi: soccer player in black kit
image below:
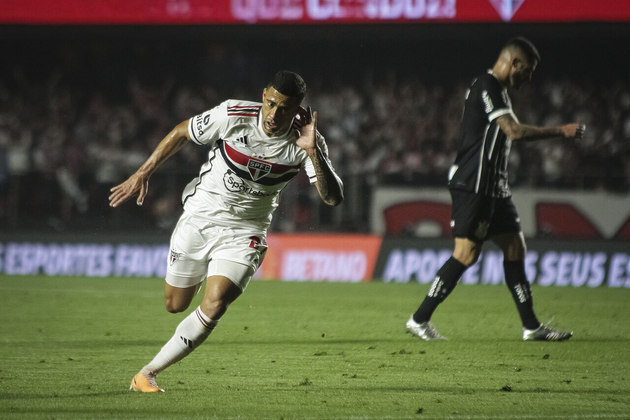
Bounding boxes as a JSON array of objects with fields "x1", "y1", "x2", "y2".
[{"x1": 406, "y1": 37, "x2": 585, "y2": 341}]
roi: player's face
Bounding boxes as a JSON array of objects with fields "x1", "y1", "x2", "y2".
[
  {"x1": 261, "y1": 87, "x2": 301, "y2": 136},
  {"x1": 509, "y1": 56, "x2": 537, "y2": 89}
]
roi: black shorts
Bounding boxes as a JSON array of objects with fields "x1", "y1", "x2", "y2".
[{"x1": 449, "y1": 189, "x2": 521, "y2": 242}]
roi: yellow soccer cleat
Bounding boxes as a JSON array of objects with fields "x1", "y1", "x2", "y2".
[{"x1": 129, "y1": 372, "x2": 165, "y2": 393}]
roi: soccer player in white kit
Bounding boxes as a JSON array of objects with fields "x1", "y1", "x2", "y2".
[{"x1": 109, "y1": 71, "x2": 344, "y2": 392}]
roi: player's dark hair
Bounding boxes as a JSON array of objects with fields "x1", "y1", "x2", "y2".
[
  {"x1": 268, "y1": 70, "x2": 307, "y2": 102},
  {"x1": 504, "y1": 37, "x2": 541, "y2": 64}
]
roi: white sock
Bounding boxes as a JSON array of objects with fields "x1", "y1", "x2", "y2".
[{"x1": 143, "y1": 306, "x2": 217, "y2": 375}]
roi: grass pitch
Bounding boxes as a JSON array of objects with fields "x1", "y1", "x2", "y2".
[{"x1": 0, "y1": 275, "x2": 629, "y2": 419}]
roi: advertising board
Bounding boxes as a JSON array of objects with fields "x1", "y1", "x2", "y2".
[
  {"x1": 257, "y1": 233, "x2": 383, "y2": 282},
  {"x1": 1, "y1": 235, "x2": 628, "y2": 288},
  {"x1": 2, "y1": 0, "x2": 628, "y2": 24},
  {"x1": 374, "y1": 237, "x2": 630, "y2": 288}
]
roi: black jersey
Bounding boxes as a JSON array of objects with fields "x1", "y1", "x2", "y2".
[{"x1": 448, "y1": 71, "x2": 516, "y2": 198}]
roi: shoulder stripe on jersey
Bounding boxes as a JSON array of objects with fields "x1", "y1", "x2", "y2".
[
  {"x1": 488, "y1": 108, "x2": 512, "y2": 122},
  {"x1": 228, "y1": 112, "x2": 259, "y2": 117},
  {"x1": 228, "y1": 109, "x2": 259, "y2": 113},
  {"x1": 227, "y1": 105, "x2": 260, "y2": 118}
]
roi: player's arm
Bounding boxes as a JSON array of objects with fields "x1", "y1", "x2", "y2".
[
  {"x1": 109, "y1": 120, "x2": 191, "y2": 208},
  {"x1": 309, "y1": 145, "x2": 344, "y2": 207},
  {"x1": 497, "y1": 114, "x2": 585, "y2": 142},
  {"x1": 296, "y1": 107, "x2": 344, "y2": 207}
]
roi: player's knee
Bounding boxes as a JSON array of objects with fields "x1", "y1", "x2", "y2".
[
  {"x1": 163, "y1": 281, "x2": 200, "y2": 313},
  {"x1": 452, "y1": 251, "x2": 479, "y2": 267},
  {"x1": 200, "y1": 298, "x2": 230, "y2": 320},
  {"x1": 165, "y1": 298, "x2": 190, "y2": 314},
  {"x1": 452, "y1": 238, "x2": 482, "y2": 266},
  {"x1": 462, "y1": 254, "x2": 479, "y2": 266}
]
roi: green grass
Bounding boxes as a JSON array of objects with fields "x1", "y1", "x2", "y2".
[{"x1": 0, "y1": 276, "x2": 629, "y2": 419}]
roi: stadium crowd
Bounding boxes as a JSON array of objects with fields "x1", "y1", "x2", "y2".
[{"x1": 1, "y1": 39, "x2": 628, "y2": 233}]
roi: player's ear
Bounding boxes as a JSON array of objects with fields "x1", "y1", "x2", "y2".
[{"x1": 512, "y1": 56, "x2": 524, "y2": 70}]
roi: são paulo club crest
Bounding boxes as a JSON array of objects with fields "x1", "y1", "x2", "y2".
[
  {"x1": 489, "y1": 0, "x2": 525, "y2": 21},
  {"x1": 247, "y1": 159, "x2": 272, "y2": 181},
  {"x1": 169, "y1": 249, "x2": 183, "y2": 266}
]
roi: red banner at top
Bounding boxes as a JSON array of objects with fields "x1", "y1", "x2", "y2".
[{"x1": 2, "y1": 0, "x2": 629, "y2": 24}]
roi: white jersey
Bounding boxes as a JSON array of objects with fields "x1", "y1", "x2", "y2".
[{"x1": 183, "y1": 99, "x2": 334, "y2": 232}]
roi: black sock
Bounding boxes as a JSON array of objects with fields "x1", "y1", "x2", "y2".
[
  {"x1": 413, "y1": 257, "x2": 467, "y2": 323},
  {"x1": 503, "y1": 260, "x2": 540, "y2": 330}
]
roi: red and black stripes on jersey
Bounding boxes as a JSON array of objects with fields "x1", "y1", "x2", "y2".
[
  {"x1": 218, "y1": 140, "x2": 300, "y2": 186},
  {"x1": 227, "y1": 105, "x2": 260, "y2": 118},
  {"x1": 189, "y1": 104, "x2": 261, "y2": 145}
]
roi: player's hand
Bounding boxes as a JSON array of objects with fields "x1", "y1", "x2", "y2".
[
  {"x1": 561, "y1": 123, "x2": 586, "y2": 139},
  {"x1": 295, "y1": 106, "x2": 318, "y2": 152},
  {"x1": 108, "y1": 172, "x2": 149, "y2": 208}
]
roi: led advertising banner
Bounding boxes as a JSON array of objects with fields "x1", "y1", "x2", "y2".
[
  {"x1": 257, "y1": 233, "x2": 384, "y2": 282},
  {"x1": 0, "y1": 234, "x2": 385, "y2": 282},
  {"x1": 1, "y1": 236, "x2": 629, "y2": 288},
  {"x1": 373, "y1": 238, "x2": 630, "y2": 288},
  {"x1": 2, "y1": 0, "x2": 629, "y2": 24},
  {"x1": 0, "y1": 243, "x2": 169, "y2": 277}
]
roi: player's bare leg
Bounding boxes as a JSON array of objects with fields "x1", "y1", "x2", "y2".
[
  {"x1": 164, "y1": 282, "x2": 203, "y2": 313},
  {"x1": 130, "y1": 276, "x2": 241, "y2": 392},
  {"x1": 451, "y1": 237, "x2": 483, "y2": 267},
  {"x1": 199, "y1": 275, "x2": 242, "y2": 319}
]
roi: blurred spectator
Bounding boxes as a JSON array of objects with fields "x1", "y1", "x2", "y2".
[{"x1": 1, "y1": 39, "x2": 628, "y2": 233}]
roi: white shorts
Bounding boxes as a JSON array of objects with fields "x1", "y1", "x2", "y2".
[{"x1": 165, "y1": 212, "x2": 267, "y2": 291}]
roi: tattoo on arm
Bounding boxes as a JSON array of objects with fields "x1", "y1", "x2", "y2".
[{"x1": 308, "y1": 146, "x2": 343, "y2": 206}]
